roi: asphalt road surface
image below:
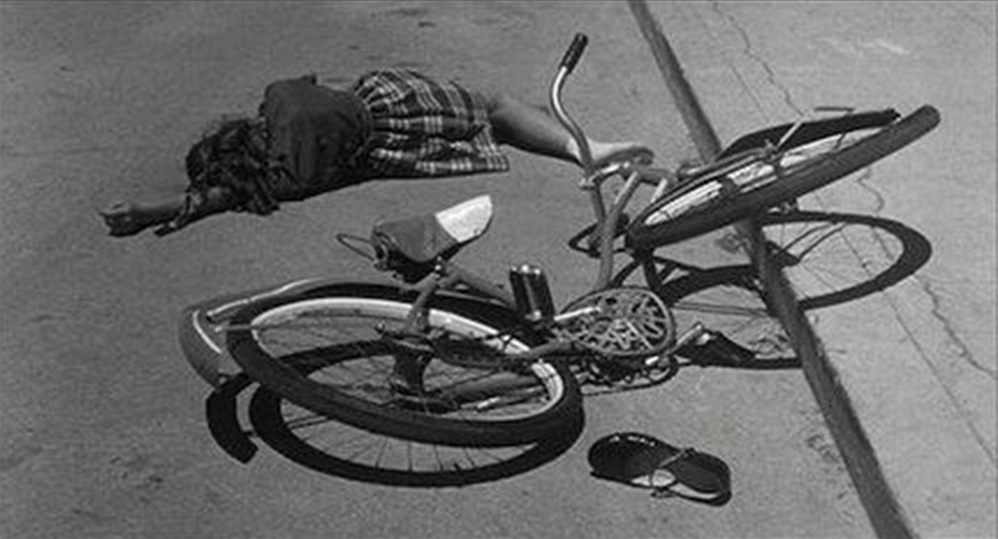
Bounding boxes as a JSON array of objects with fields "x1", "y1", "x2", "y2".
[{"x1": 2, "y1": 2, "x2": 992, "y2": 538}]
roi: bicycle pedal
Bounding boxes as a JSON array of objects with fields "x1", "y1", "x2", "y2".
[
  {"x1": 677, "y1": 330, "x2": 755, "y2": 365},
  {"x1": 707, "y1": 333, "x2": 756, "y2": 364}
]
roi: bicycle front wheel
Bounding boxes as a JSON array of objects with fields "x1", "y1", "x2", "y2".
[
  {"x1": 627, "y1": 105, "x2": 940, "y2": 249},
  {"x1": 226, "y1": 283, "x2": 582, "y2": 447}
]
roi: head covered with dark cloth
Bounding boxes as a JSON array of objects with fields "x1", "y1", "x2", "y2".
[{"x1": 182, "y1": 74, "x2": 370, "y2": 218}]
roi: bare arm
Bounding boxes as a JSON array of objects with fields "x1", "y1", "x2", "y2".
[{"x1": 153, "y1": 186, "x2": 239, "y2": 236}]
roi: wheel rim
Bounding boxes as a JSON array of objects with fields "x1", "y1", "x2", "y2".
[{"x1": 643, "y1": 129, "x2": 879, "y2": 227}]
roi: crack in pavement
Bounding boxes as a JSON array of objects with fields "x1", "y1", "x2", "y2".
[
  {"x1": 828, "y1": 174, "x2": 995, "y2": 465},
  {"x1": 711, "y1": 2, "x2": 803, "y2": 117},
  {"x1": 709, "y1": 0, "x2": 995, "y2": 467},
  {"x1": 880, "y1": 277, "x2": 997, "y2": 467},
  {"x1": 917, "y1": 277, "x2": 997, "y2": 381}
]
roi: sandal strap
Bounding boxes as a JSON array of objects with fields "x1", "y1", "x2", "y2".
[
  {"x1": 651, "y1": 483, "x2": 679, "y2": 498},
  {"x1": 658, "y1": 447, "x2": 695, "y2": 469},
  {"x1": 644, "y1": 447, "x2": 693, "y2": 490}
]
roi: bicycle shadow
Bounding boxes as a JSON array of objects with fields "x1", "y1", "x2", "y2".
[
  {"x1": 577, "y1": 313, "x2": 802, "y2": 399},
  {"x1": 202, "y1": 373, "x2": 583, "y2": 488},
  {"x1": 595, "y1": 210, "x2": 932, "y2": 376},
  {"x1": 200, "y1": 210, "x2": 930, "y2": 488},
  {"x1": 752, "y1": 210, "x2": 932, "y2": 310}
]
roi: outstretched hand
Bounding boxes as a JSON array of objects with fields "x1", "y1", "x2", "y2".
[{"x1": 99, "y1": 201, "x2": 152, "y2": 237}]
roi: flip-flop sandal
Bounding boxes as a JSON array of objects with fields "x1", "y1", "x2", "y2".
[
  {"x1": 588, "y1": 432, "x2": 731, "y2": 505},
  {"x1": 592, "y1": 146, "x2": 655, "y2": 170}
]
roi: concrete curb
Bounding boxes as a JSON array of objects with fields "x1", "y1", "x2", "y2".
[{"x1": 628, "y1": 1, "x2": 914, "y2": 536}]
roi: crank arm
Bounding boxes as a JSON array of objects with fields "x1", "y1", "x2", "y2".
[{"x1": 643, "y1": 322, "x2": 707, "y2": 368}]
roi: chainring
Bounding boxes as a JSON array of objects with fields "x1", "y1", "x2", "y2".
[{"x1": 557, "y1": 286, "x2": 676, "y2": 359}]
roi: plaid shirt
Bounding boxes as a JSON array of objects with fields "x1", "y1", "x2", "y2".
[{"x1": 352, "y1": 69, "x2": 510, "y2": 178}]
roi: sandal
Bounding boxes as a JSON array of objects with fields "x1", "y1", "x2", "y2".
[{"x1": 588, "y1": 432, "x2": 731, "y2": 505}]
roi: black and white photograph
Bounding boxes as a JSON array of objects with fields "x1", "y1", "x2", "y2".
[{"x1": 1, "y1": 2, "x2": 994, "y2": 537}]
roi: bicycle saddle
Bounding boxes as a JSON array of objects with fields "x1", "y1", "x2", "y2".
[
  {"x1": 372, "y1": 195, "x2": 493, "y2": 266},
  {"x1": 588, "y1": 432, "x2": 731, "y2": 505}
]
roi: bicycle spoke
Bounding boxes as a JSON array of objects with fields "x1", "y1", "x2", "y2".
[{"x1": 245, "y1": 300, "x2": 566, "y2": 427}]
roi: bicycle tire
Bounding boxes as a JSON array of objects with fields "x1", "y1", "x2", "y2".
[
  {"x1": 226, "y1": 282, "x2": 583, "y2": 448},
  {"x1": 626, "y1": 105, "x2": 940, "y2": 249},
  {"x1": 717, "y1": 108, "x2": 900, "y2": 159}
]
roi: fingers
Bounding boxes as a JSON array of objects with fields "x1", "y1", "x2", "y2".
[
  {"x1": 98, "y1": 203, "x2": 143, "y2": 237},
  {"x1": 98, "y1": 201, "x2": 128, "y2": 217}
]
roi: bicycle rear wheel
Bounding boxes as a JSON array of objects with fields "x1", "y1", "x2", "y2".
[
  {"x1": 226, "y1": 283, "x2": 582, "y2": 448},
  {"x1": 627, "y1": 105, "x2": 940, "y2": 249}
]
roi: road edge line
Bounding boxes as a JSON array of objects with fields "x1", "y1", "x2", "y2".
[{"x1": 626, "y1": 1, "x2": 915, "y2": 537}]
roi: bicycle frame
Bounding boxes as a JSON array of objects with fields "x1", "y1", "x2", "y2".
[
  {"x1": 549, "y1": 35, "x2": 677, "y2": 291},
  {"x1": 181, "y1": 33, "x2": 912, "y2": 389},
  {"x1": 179, "y1": 34, "x2": 695, "y2": 388},
  {"x1": 173, "y1": 31, "x2": 939, "y2": 470},
  {"x1": 379, "y1": 255, "x2": 702, "y2": 373}
]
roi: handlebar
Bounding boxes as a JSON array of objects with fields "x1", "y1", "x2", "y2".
[
  {"x1": 550, "y1": 33, "x2": 594, "y2": 174},
  {"x1": 549, "y1": 34, "x2": 678, "y2": 291},
  {"x1": 559, "y1": 33, "x2": 588, "y2": 74}
]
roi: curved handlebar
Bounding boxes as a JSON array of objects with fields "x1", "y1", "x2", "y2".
[
  {"x1": 550, "y1": 33, "x2": 594, "y2": 174},
  {"x1": 559, "y1": 33, "x2": 588, "y2": 73}
]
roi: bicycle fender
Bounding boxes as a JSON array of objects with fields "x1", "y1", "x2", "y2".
[
  {"x1": 179, "y1": 303, "x2": 239, "y2": 387},
  {"x1": 178, "y1": 277, "x2": 514, "y2": 387},
  {"x1": 206, "y1": 374, "x2": 258, "y2": 463},
  {"x1": 178, "y1": 277, "x2": 356, "y2": 387},
  {"x1": 267, "y1": 279, "x2": 515, "y2": 312}
]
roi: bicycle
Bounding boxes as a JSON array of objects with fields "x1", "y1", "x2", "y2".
[{"x1": 179, "y1": 34, "x2": 939, "y2": 451}]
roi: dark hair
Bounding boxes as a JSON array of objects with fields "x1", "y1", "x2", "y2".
[{"x1": 184, "y1": 116, "x2": 280, "y2": 215}]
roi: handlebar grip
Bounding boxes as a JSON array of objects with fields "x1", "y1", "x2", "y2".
[{"x1": 559, "y1": 33, "x2": 589, "y2": 73}]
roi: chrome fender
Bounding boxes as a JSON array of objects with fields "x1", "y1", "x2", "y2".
[
  {"x1": 178, "y1": 276, "x2": 515, "y2": 387},
  {"x1": 178, "y1": 277, "x2": 359, "y2": 387}
]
